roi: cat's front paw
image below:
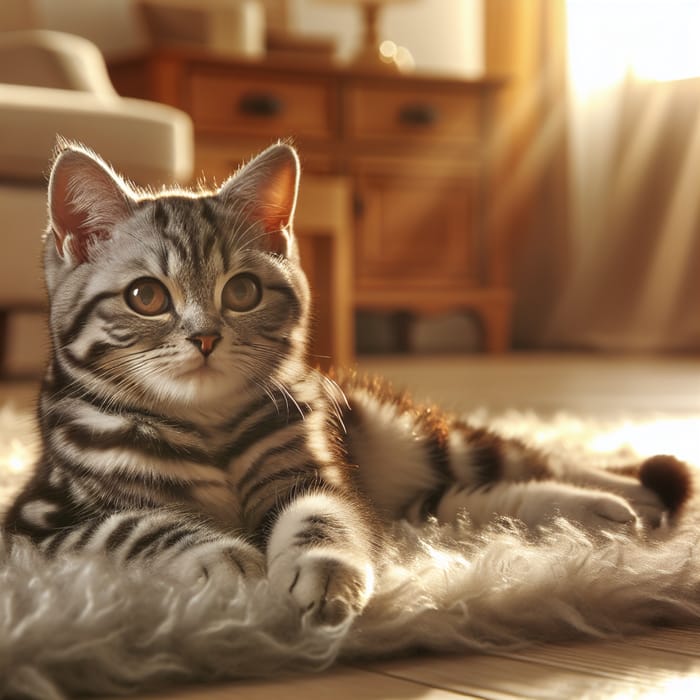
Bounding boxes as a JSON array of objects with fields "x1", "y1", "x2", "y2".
[
  {"x1": 269, "y1": 549, "x2": 373, "y2": 625},
  {"x1": 172, "y1": 536, "x2": 266, "y2": 584}
]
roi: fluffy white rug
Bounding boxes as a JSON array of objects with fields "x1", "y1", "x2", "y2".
[{"x1": 2, "y1": 404, "x2": 700, "y2": 699}]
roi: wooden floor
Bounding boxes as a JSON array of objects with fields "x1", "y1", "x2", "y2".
[
  {"x1": 358, "y1": 352, "x2": 700, "y2": 416},
  {"x1": 123, "y1": 627, "x2": 700, "y2": 699},
  {"x1": 6, "y1": 352, "x2": 700, "y2": 699}
]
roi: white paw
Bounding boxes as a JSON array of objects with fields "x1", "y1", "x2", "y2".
[
  {"x1": 558, "y1": 492, "x2": 639, "y2": 532},
  {"x1": 169, "y1": 537, "x2": 266, "y2": 584},
  {"x1": 222, "y1": 540, "x2": 267, "y2": 578},
  {"x1": 269, "y1": 549, "x2": 373, "y2": 625},
  {"x1": 613, "y1": 484, "x2": 666, "y2": 529}
]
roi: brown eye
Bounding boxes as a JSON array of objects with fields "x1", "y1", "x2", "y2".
[
  {"x1": 125, "y1": 278, "x2": 170, "y2": 316},
  {"x1": 222, "y1": 273, "x2": 262, "y2": 312}
]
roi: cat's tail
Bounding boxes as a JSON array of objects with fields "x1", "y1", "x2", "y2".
[
  {"x1": 613, "y1": 455, "x2": 693, "y2": 515},
  {"x1": 637, "y1": 455, "x2": 693, "y2": 515}
]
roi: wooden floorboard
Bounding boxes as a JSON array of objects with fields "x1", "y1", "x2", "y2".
[
  {"x1": 108, "y1": 636, "x2": 700, "y2": 700},
  {"x1": 363, "y1": 650, "x2": 655, "y2": 700},
  {"x1": 124, "y1": 665, "x2": 474, "y2": 700},
  {"x1": 116, "y1": 628, "x2": 700, "y2": 699},
  {"x1": 357, "y1": 353, "x2": 700, "y2": 415},
  {"x1": 630, "y1": 626, "x2": 700, "y2": 656},
  {"x1": 489, "y1": 638, "x2": 700, "y2": 684}
]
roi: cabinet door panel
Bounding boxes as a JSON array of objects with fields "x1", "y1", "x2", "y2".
[{"x1": 354, "y1": 176, "x2": 476, "y2": 289}]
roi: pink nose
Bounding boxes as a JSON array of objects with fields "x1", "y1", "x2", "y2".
[{"x1": 187, "y1": 333, "x2": 221, "y2": 357}]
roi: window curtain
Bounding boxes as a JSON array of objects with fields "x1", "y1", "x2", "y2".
[
  {"x1": 485, "y1": 0, "x2": 570, "y2": 348},
  {"x1": 546, "y1": 0, "x2": 700, "y2": 351},
  {"x1": 488, "y1": 0, "x2": 700, "y2": 351}
]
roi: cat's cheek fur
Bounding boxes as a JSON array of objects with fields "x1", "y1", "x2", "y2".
[{"x1": 266, "y1": 493, "x2": 375, "y2": 625}]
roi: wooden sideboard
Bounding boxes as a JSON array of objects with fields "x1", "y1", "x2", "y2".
[{"x1": 109, "y1": 49, "x2": 511, "y2": 358}]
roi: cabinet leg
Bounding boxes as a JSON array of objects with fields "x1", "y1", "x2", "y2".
[
  {"x1": 392, "y1": 311, "x2": 413, "y2": 353},
  {"x1": 479, "y1": 302, "x2": 512, "y2": 353}
]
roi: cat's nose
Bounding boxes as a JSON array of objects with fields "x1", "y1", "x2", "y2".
[{"x1": 187, "y1": 333, "x2": 222, "y2": 357}]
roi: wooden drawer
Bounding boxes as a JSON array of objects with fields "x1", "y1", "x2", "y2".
[
  {"x1": 186, "y1": 69, "x2": 334, "y2": 139},
  {"x1": 345, "y1": 84, "x2": 480, "y2": 145}
]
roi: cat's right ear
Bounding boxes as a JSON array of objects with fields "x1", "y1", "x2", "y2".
[
  {"x1": 48, "y1": 145, "x2": 134, "y2": 265},
  {"x1": 217, "y1": 143, "x2": 300, "y2": 256}
]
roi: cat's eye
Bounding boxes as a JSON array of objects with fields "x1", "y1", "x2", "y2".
[
  {"x1": 125, "y1": 278, "x2": 171, "y2": 316},
  {"x1": 222, "y1": 273, "x2": 262, "y2": 312}
]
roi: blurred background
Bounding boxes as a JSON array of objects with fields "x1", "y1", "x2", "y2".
[{"x1": 2, "y1": 0, "x2": 700, "y2": 413}]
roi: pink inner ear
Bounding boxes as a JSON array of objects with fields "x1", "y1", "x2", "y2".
[
  {"x1": 252, "y1": 164, "x2": 297, "y2": 255},
  {"x1": 51, "y1": 173, "x2": 107, "y2": 262},
  {"x1": 49, "y1": 149, "x2": 132, "y2": 264},
  {"x1": 50, "y1": 163, "x2": 77, "y2": 257},
  {"x1": 62, "y1": 225, "x2": 111, "y2": 263},
  {"x1": 265, "y1": 227, "x2": 291, "y2": 256},
  {"x1": 218, "y1": 143, "x2": 300, "y2": 256},
  {"x1": 255, "y1": 165, "x2": 298, "y2": 233},
  {"x1": 243, "y1": 204, "x2": 290, "y2": 255}
]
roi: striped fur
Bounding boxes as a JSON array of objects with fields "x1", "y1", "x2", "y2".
[{"x1": 3, "y1": 143, "x2": 692, "y2": 625}]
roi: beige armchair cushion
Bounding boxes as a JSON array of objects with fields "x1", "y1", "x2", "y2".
[
  {"x1": 0, "y1": 83, "x2": 193, "y2": 186},
  {"x1": 0, "y1": 29, "x2": 194, "y2": 185},
  {"x1": 0, "y1": 29, "x2": 117, "y2": 93}
]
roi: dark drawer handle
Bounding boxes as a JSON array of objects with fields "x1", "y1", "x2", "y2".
[
  {"x1": 238, "y1": 93, "x2": 283, "y2": 117},
  {"x1": 398, "y1": 103, "x2": 438, "y2": 127}
]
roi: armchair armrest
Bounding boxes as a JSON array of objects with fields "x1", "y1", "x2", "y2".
[
  {"x1": 0, "y1": 83, "x2": 193, "y2": 185},
  {"x1": 0, "y1": 30, "x2": 117, "y2": 95}
]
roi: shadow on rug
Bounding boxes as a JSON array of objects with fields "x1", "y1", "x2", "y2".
[{"x1": 2, "y1": 406, "x2": 700, "y2": 699}]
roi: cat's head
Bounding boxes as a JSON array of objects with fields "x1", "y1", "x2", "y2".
[{"x1": 44, "y1": 142, "x2": 310, "y2": 410}]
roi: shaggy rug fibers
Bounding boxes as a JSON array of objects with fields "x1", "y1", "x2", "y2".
[{"x1": 2, "y1": 404, "x2": 700, "y2": 699}]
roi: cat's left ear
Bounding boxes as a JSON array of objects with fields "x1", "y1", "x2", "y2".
[{"x1": 218, "y1": 143, "x2": 300, "y2": 256}]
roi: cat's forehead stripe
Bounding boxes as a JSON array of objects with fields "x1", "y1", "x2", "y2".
[
  {"x1": 148, "y1": 197, "x2": 222, "y2": 272},
  {"x1": 151, "y1": 199, "x2": 170, "y2": 231},
  {"x1": 199, "y1": 197, "x2": 219, "y2": 229}
]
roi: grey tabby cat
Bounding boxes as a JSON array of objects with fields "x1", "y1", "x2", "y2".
[{"x1": 4, "y1": 142, "x2": 692, "y2": 625}]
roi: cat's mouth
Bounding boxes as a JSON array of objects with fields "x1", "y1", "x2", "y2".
[{"x1": 176, "y1": 358, "x2": 223, "y2": 380}]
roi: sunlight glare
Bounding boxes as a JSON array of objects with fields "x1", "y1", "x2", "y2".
[
  {"x1": 590, "y1": 417, "x2": 700, "y2": 465},
  {"x1": 424, "y1": 543, "x2": 469, "y2": 572},
  {"x1": 628, "y1": 674, "x2": 700, "y2": 699},
  {"x1": 0, "y1": 438, "x2": 32, "y2": 474},
  {"x1": 568, "y1": 0, "x2": 700, "y2": 97}
]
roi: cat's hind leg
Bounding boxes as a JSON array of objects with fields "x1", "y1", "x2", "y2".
[
  {"x1": 445, "y1": 423, "x2": 692, "y2": 529},
  {"x1": 425, "y1": 454, "x2": 693, "y2": 533},
  {"x1": 414, "y1": 480, "x2": 640, "y2": 533},
  {"x1": 559, "y1": 454, "x2": 693, "y2": 528}
]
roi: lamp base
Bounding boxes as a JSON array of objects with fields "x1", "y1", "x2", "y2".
[{"x1": 351, "y1": 0, "x2": 410, "y2": 72}]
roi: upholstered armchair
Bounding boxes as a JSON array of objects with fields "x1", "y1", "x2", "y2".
[{"x1": 0, "y1": 29, "x2": 193, "y2": 392}]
